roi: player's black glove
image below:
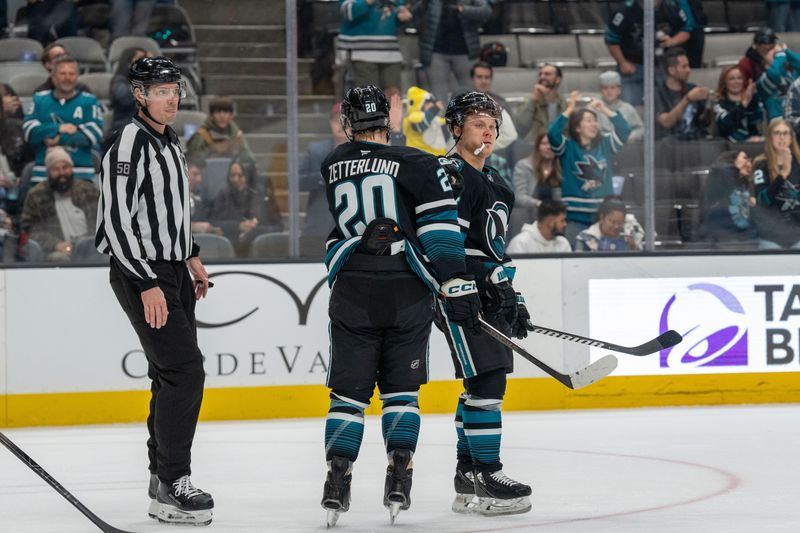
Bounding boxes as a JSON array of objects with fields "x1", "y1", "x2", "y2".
[
  {"x1": 441, "y1": 275, "x2": 482, "y2": 334},
  {"x1": 510, "y1": 292, "x2": 534, "y2": 339},
  {"x1": 480, "y1": 267, "x2": 517, "y2": 322}
]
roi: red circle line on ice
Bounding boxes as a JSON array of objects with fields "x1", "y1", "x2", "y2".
[{"x1": 460, "y1": 444, "x2": 742, "y2": 532}]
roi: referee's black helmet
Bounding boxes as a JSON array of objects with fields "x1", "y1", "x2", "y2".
[
  {"x1": 340, "y1": 85, "x2": 390, "y2": 135},
  {"x1": 129, "y1": 56, "x2": 182, "y2": 87}
]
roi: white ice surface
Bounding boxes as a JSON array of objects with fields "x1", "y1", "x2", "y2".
[{"x1": 1, "y1": 404, "x2": 797, "y2": 532}]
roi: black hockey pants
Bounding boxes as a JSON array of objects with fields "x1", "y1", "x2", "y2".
[{"x1": 109, "y1": 258, "x2": 205, "y2": 483}]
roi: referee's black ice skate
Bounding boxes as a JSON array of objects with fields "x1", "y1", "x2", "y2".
[
  {"x1": 147, "y1": 473, "x2": 159, "y2": 519},
  {"x1": 156, "y1": 475, "x2": 214, "y2": 526},
  {"x1": 321, "y1": 456, "x2": 352, "y2": 528},
  {"x1": 473, "y1": 466, "x2": 532, "y2": 516},
  {"x1": 452, "y1": 459, "x2": 476, "y2": 513},
  {"x1": 383, "y1": 449, "x2": 413, "y2": 524}
]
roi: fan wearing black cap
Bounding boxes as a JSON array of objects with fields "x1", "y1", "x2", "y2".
[
  {"x1": 738, "y1": 27, "x2": 780, "y2": 87},
  {"x1": 95, "y1": 56, "x2": 215, "y2": 526}
]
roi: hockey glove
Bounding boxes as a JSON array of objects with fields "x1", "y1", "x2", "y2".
[
  {"x1": 441, "y1": 276, "x2": 482, "y2": 334},
  {"x1": 510, "y1": 293, "x2": 534, "y2": 339},
  {"x1": 480, "y1": 267, "x2": 517, "y2": 321}
]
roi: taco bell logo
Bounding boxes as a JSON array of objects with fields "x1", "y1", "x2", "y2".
[{"x1": 659, "y1": 283, "x2": 748, "y2": 368}]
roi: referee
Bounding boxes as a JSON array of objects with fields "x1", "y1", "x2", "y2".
[{"x1": 95, "y1": 56, "x2": 214, "y2": 527}]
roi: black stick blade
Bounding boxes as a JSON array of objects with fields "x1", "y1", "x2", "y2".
[{"x1": 656, "y1": 330, "x2": 683, "y2": 350}]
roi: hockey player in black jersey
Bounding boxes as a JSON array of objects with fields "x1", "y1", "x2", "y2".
[
  {"x1": 319, "y1": 85, "x2": 482, "y2": 527},
  {"x1": 437, "y1": 91, "x2": 535, "y2": 516}
]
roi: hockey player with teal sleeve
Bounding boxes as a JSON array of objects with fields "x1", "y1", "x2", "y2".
[
  {"x1": 548, "y1": 90, "x2": 630, "y2": 241},
  {"x1": 436, "y1": 91, "x2": 536, "y2": 518},
  {"x1": 320, "y1": 85, "x2": 481, "y2": 527},
  {"x1": 22, "y1": 56, "x2": 104, "y2": 183}
]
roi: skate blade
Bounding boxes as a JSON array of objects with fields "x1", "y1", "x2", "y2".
[
  {"x1": 451, "y1": 493, "x2": 477, "y2": 514},
  {"x1": 147, "y1": 499, "x2": 161, "y2": 519},
  {"x1": 388, "y1": 501, "x2": 402, "y2": 524},
  {"x1": 475, "y1": 495, "x2": 532, "y2": 516},
  {"x1": 326, "y1": 509, "x2": 342, "y2": 528},
  {"x1": 157, "y1": 504, "x2": 213, "y2": 526}
]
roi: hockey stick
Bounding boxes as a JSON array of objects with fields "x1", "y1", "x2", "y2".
[
  {"x1": 0, "y1": 431, "x2": 137, "y2": 533},
  {"x1": 478, "y1": 317, "x2": 618, "y2": 390},
  {"x1": 528, "y1": 324, "x2": 683, "y2": 356}
]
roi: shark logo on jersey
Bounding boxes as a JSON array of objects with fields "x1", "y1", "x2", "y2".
[
  {"x1": 484, "y1": 201, "x2": 509, "y2": 261},
  {"x1": 776, "y1": 180, "x2": 800, "y2": 211},
  {"x1": 574, "y1": 155, "x2": 606, "y2": 192}
]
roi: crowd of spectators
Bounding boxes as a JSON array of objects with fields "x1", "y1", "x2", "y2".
[
  {"x1": 312, "y1": 0, "x2": 800, "y2": 254},
  {"x1": 3, "y1": 0, "x2": 800, "y2": 263}
]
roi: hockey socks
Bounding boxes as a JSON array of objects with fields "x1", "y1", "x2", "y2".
[
  {"x1": 380, "y1": 391, "x2": 421, "y2": 453},
  {"x1": 462, "y1": 394, "x2": 502, "y2": 467},
  {"x1": 325, "y1": 393, "x2": 368, "y2": 461},
  {"x1": 454, "y1": 394, "x2": 471, "y2": 461}
]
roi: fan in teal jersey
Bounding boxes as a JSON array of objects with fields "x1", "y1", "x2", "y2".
[
  {"x1": 548, "y1": 90, "x2": 631, "y2": 245},
  {"x1": 22, "y1": 56, "x2": 103, "y2": 184}
]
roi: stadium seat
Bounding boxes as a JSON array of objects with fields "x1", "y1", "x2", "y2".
[
  {"x1": 56, "y1": 36, "x2": 108, "y2": 72},
  {"x1": 559, "y1": 68, "x2": 604, "y2": 94},
  {"x1": 689, "y1": 68, "x2": 723, "y2": 92},
  {"x1": 311, "y1": 0, "x2": 341, "y2": 35},
  {"x1": 730, "y1": 141, "x2": 763, "y2": 160},
  {"x1": 578, "y1": 34, "x2": 616, "y2": 68},
  {"x1": 249, "y1": 232, "x2": 289, "y2": 258},
  {"x1": 490, "y1": 67, "x2": 538, "y2": 98},
  {"x1": 518, "y1": 35, "x2": 583, "y2": 69},
  {"x1": 552, "y1": 0, "x2": 608, "y2": 35},
  {"x1": 72, "y1": 237, "x2": 107, "y2": 264},
  {"x1": 8, "y1": 72, "x2": 49, "y2": 97},
  {"x1": 147, "y1": 3, "x2": 199, "y2": 87},
  {"x1": 23, "y1": 239, "x2": 43, "y2": 262},
  {"x1": 726, "y1": 0, "x2": 768, "y2": 32},
  {"x1": 668, "y1": 139, "x2": 728, "y2": 173},
  {"x1": 148, "y1": 4, "x2": 196, "y2": 53},
  {"x1": 180, "y1": 75, "x2": 200, "y2": 110},
  {"x1": 200, "y1": 157, "x2": 233, "y2": 201},
  {"x1": 108, "y1": 36, "x2": 161, "y2": 69},
  {"x1": 702, "y1": 1, "x2": 731, "y2": 33},
  {"x1": 0, "y1": 62, "x2": 47, "y2": 84},
  {"x1": 172, "y1": 110, "x2": 207, "y2": 140},
  {"x1": 504, "y1": 0, "x2": 555, "y2": 34},
  {"x1": 702, "y1": 33, "x2": 751, "y2": 67},
  {"x1": 79, "y1": 72, "x2": 113, "y2": 101},
  {"x1": 479, "y1": 34, "x2": 520, "y2": 68},
  {"x1": 0, "y1": 38, "x2": 43, "y2": 63},
  {"x1": 193, "y1": 233, "x2": 236, "y2": 259},
  {"x1": 398, "y1": 33, "x2": 421, "y2": 69}
]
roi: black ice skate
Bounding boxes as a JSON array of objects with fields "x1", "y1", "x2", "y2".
[
  {"x1": 147, "y1": 473, "x2": 159, "y2": 519},
  {"x1": 156, "y1": 475, "x2": 214, "y2": 526},
  {"x1": 473, "y1": 467, "x2": 532, "y2": 516},
  {"x1": 321, "y1": 456, "x2": 352, "y2": 528},
  {"x1": 451, "y1": 460, "x2": 476, "y2": 514},
  {"x1": 383, "y1": 449, "x2": 413, "y2": 524}
]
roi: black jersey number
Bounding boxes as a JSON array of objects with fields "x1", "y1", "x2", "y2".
[{"x1": 334, "y1": 174, "x2": 398, "y2": 238}]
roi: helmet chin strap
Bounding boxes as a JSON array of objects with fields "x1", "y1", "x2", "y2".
[{"x1": 141, "y1": 104, "x2": 166, "y2": 127}]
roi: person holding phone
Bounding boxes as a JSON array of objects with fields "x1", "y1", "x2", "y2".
[{"x1": 548, "y1": 90, "x2": 631, "y2": 245}]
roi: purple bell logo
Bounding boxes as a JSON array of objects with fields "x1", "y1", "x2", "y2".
[{"x1": 659, "y1": 283, "x2": 748, "y2": 368}]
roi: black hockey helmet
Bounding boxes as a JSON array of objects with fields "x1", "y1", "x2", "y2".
[
  {"x1": 129, "y1": 56, "x2": 182, "y2": 86},
  {"x1": 444, "y1": 91, "x2": 502, "y2": 137},
  {"x1": 129, "y1": 56, "x2": 186, "y2": 101},
  {"x1": 340, "y1": 85, "x2": 390, "y2": 135}
]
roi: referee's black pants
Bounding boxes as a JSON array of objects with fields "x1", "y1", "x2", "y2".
[{"x1": 109, "y1": 259, "x2": 205, "y2": 483}]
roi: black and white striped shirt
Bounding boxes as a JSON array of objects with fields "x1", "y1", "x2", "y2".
[{"x1": 95, "y1": 115, "x2": 198, "y2": 290}]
